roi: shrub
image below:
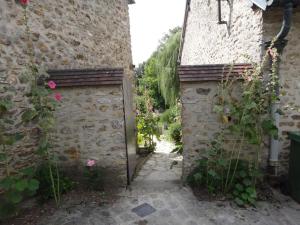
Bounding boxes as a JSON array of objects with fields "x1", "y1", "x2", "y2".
[
  {"x1": 168, "y1": 122, "x2": 182, "y2": 144},
  {"x1": 187, "y1": 135, "x2": 262, "y2": 207},
  {"x1": 0, "y1": 167, "x2": 39, "y2": 219}
]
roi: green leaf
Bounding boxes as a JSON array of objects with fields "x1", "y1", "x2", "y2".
[
  {"x1": 0, "y1": 153, "x2": 7, "y2": 162},
  {"x1": 0, "y1": 99, "x2": 13, "y2": 113},
  {"x1": 246, "y1": 187, "x2": 257, "y2": 198},
  {"x1": 193, "y1": 173, "x2": 202, "y2": 182},
  {"x1": 248, "y1": 197, "x2": 256, "y2": 205},
  {"x1": 239, "y1": 170, "x2": 247, "y2": 178},
  {"x1": 276, "y1": 108, "x2": 285, "y2": 115},
  {"x1": 20, "y1": 167, "x2": 35, "y2": 177},
  {"x1": 0, "y1": 177, "x2": 14, "y2": 190},
  {"x1": 14, "y1": 179, "x2": 28, "y2": 192},
  {"x1": 0, "y1": 133, "x2": 24, "y2": 145},
  {"x1": 6, "y1": 191, "x2": 23, "y2": 204},
  {"x1": 243, "y1": 179, "x2": 252, "y2": 186},
  {"x1": 208, "y1": 170, "x2": 218, "y2": 178},
  {"x1": 27, "y1": 179, "x2": 39, "y2": 191},
  {"x1": 235, "y1": 183, "x2": 244, "y2": 192},
  {"x1": 241, "y1": 193, "x2": 248, "y2": 201},
  {"x1": 262, "y1": 119, "x2": 278, "y2": 138},
  {"x1": 21, "y1": 109, "x2": 38, "y2": 122}
]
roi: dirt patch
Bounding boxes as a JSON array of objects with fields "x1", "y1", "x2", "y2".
[{"x1": 1, "y1": 188, "x2": 120, "y2": 225}]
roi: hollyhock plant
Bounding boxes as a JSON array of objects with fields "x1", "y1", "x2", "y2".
[
  {"x1": 54, "y1": 93, "x2": 62, "y2": 102},
  {"x1": 48, "y1": 81, "x2": 57, "y2": 89},
  {"x1": 20, "y1": 0, "x2": 29, "y2": 6},
  {"x1": 87, "y1": 159, "x2": 96, "y2": 167}
]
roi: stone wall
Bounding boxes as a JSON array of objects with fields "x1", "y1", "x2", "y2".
[
  {"x1": 181, "y1": 0, "x2": 263, "y2": 65},
  {"x1": 263, "y1": 8, "x2": 300, "y2": 173},
  {"x1": 53, "y1": 86, "x2": 127, "y2": 187},
  {"x1": 180, "y1": 0, "x2": 265, "y2": 177},
  {"x1": 0, "y1": 0, "x2": 135, "y2": 186},
  {"x1": 181, "y1": 0, "x2": 300, "y2": 176}
]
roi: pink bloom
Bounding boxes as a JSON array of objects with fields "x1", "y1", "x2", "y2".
[
  {"x1": 20, "y1": 0, "x2": 29, "y2": 6},
  {"x1": 87, "y1": 159, "x2": 96, "y2": 167},
  {"x1": 54, "y1": 93, "x2": 62, "y2": 101},
  {"x1": 246, "y1": 76, "x2": 253, "y2": 82},
  {"x1": 267, "y1": 48, "x2": 276, "y2": 60},
  {"x1": 48, "y1": 81, "x2": 57, "y2": 89}
]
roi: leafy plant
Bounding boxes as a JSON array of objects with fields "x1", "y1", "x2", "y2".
[
  {"x1": 168, "y1": 122, "x2": 182, "y2": 144},
  {"x1": 0, "y1": 98, "x2": 40, "y2": 219},
  {"x1": 83, "y1": 160, "x2": 104, "y2": 191},
  {"x1": 160, "y1": 105, "x2": 180, "y2": 125},
  {"x1": 188, "y1": 136, "x2": 262, "y2": 206},
  {"x1": 189, "y1": 43, "x2": 280, "y2": 207},
  {"x1": 0, "y1": 167, "x2": 39, "y2": 218},
  {"x1": 20, "y1": 2, "x2": 62, "y2": 207},
  {"x1": 137, "y1": 89, "x2": 160, "y2": 152},
  {"x1": 137, "y1": 113, "x2": 160, "y2": 151},
  {"x1": 34, "y1": 164, "x2": 75, "y2": 202}
]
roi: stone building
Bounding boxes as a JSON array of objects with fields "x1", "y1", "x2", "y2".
[
  {"x1": 0, "y1": 0, "x2": 136, "y2": 187},
  {"x1": 179, "y1": 0, "x2": 300, "y2": 177}
]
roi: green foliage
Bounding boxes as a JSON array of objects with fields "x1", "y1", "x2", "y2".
[
  {"x1": 188, "y1": 136, "x2": 261, "y2": 207},
  {"x1": 156, "y1": 28, "x2": 181, "y2": 107},
  {"x1": 189, "y1": 45, "x2": 280, "y2": 207},
  {"x1": 168, "y1": 122, "x2": 182, "y2": 144},
  {"x1": 137, "y1": 59, "x2": 165, "y2": 110},
  {"x1": 83, "y1": 167, "x2": 104, "y2": 191},
  {"x1": 161, "y1": 105, "x2": 183, "y2": 155},
  {"x1": 160, "y1": 105, "x2": 180, "y2": 124},
  {"x1": 0, "y1": 98, "x2": 38, "y2": 219},
  {"x1": 20, "y1": 4, "x2": 62, "y2": 207},
  {"x1": 34, "y1": 164, "x2": 75, "y2": 202},
  {"x1": 136, "y1": 90, "x2": 160, "y2": 152},
  {"x1": 0, "y1": 167, "x2": 39, "y2": 219},
  {"x1": 136, "y1": 27, "x2": 181, "y2": 109},
  {"x1": 214, "y1": 47, "x2": 280, "y2": 147},
  {"x1": 171, "y1": 144, "x2": 183, "y2": 155},
  {"x1": 137, "y1": 114, "x2": 160, "y2": 151}
]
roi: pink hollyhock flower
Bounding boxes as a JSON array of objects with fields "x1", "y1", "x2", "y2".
[
  {"x1": 267, "y1": 48, "x2": 276, "y2": 60},
  {"x1": 20, "y1": 0, "x2": 29, "y2": 6},
  {"x1": 48, "y1": 81, "x2": 57, "y2": 89},
  {"x1": 54, "y1": 93, "x2": 62, "y2": 101},
  {"x1": 246, "y1": 76, "x2": 253, "y2": 82},
  {"x1": 87, "y1": 159, "x2": 96, "y2": 167}
]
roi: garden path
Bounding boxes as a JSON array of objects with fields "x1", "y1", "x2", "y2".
[{"x1": 39, "y1": 140, "x2": 300, "y2": 225}]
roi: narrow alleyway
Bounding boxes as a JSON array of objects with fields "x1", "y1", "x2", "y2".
[{"x1": 39, "y1": 140, "x2": 300, "y2": 225}]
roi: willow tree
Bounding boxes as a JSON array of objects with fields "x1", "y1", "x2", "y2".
[
  {"x1": 156, "y1": 28, "x2": 181, "y2": 107},
  {"x1": 137, "y1": 27, "x2": 181, "y2": 109}
]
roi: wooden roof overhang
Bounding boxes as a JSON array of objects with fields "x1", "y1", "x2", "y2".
[
  {"x1": 46, "y1": 68, "x2": 124, "y2": 87},
  {"x1": 178, "y1": 64, "x2": 253, "y2": 82}
]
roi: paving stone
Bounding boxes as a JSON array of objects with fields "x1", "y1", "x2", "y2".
[
  {"x1": 132, "y1": 203, "x2": 156, "y2": 218},
  {"x1": 38, "y1": 139, "x2": 300, "y2": 225}
]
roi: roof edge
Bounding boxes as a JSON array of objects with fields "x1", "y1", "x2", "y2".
[{"x1": 178, "y1": 0, "x2": 191, "y2": 65}]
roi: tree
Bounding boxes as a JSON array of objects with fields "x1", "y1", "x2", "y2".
[{"x1": 136, "y1": 27, "x2": 181, "y2": 109}]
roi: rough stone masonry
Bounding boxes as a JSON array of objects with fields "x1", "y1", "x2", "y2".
[
  {"x1": 180, "y1": 0, "x2": 300, "y2": 177},
  {"x1": 0, "y1": 0, "x2": 135, "y2": 187}
]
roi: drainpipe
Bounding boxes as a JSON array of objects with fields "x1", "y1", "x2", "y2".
[{"x1": 269, "y1": 0, "x2": 294, "y2": 175}]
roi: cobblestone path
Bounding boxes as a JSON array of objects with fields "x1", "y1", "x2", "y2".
[{"x1": 39, "y1": 140, "x2": 300, "y2": 225}]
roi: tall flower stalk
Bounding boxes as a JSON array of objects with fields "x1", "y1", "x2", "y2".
[{"x1": 20, "y1": 0, "x2": 62, "y2": 206}]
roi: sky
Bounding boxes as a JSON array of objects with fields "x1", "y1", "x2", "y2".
[{"x1": 129, "y1": 0, "x2": 186, "y2": 65}]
